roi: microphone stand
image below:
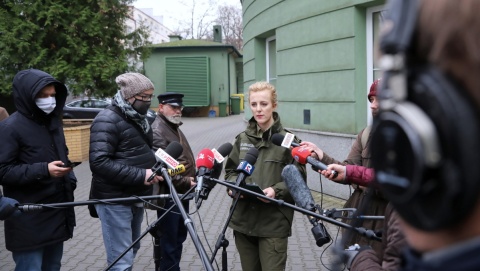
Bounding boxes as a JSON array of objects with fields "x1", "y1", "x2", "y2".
[
  {"x1": 209, "y1": 175, "x2": 246, "y2": 271},
  {"x1": 17, "y1": 194, "x2": 194, "y2": 212},
  {"x1": 161, "y1": 167, "x2": 214, "y2": 271},
  {"x1": 105, "y1": 187, "x2": 196, "y2": 271},
  {"x1": 208, "y1": 178, "x2": 382, "y2": 241}
]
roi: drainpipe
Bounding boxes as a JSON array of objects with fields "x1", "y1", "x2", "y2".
[{"x1": 227, "y1": 49, "x2": 233, "y2": 114}]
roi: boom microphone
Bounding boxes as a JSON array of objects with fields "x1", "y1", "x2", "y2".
[
  {"x1": 195, "y1": 149, "x2": 215, "y2": 203},
  {"x1": 231, "y1": 147, "x2": 259, "y2": 197},
  {"x1": 291, "y1": 146, "x2": 338, "y2": 178},
  {"x1": 148, "y1": 141, "x2": 184, "y2": 182},
  {"x1": 282, "y1": 164, "x2": 331, "y2": 246}
]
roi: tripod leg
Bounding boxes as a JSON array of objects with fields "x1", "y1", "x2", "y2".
[{"x1": 154, "y1": 237, "x2": 161, "y2": 271}]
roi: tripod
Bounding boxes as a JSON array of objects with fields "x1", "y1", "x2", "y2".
[{"x1": 209, "y1": 178, "x2": 249, "y2": 271}]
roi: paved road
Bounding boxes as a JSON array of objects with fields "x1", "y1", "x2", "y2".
[{"x1": 0, "y1": 113, "x2": 347, "y2": 270}]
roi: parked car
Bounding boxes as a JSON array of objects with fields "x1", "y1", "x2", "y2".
[{"x1": 63, "y1": 97, "x2": 157, "y2": 123}]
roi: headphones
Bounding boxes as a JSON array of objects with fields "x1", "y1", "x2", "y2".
[{"x1": 371, "y1": 0, "x2": 480, "y2": 230}]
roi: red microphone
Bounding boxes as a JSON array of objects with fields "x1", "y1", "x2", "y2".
[
  {"x1": 291, "y1": 147, "x2": 338, "y2": 177},
  {"x1": 195, "y1": 149, "x2": 215, "y2": 203}
]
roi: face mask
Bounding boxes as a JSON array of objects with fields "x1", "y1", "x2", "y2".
[
  {"x1": 132, "y1": 99, "x2": 151, "y2": 115},
  {"x1": 35, "y1": 97, "x2": 56, "y2": 114}
]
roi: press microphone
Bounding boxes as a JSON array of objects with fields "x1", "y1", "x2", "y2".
[
  {"x1": 231, "y1": 147, "x2": 259, "y2": 198},
  {"x1": 271, "y1": 133, "x2": 299, "y2": 148},
  {"x1": 291, "y1": 146, "x2": 338, "y2": 178},
  {"x1": 282, "y1": 164, "x2": 331, "y2": 247},
  {"x1": 195, "y1": 149, "x2": 215, "y2": 203},
  {"x1": 148, "y1": 141, "x2": 184, "y2": 182},
  {"x1": 205, "y1": 142, "x2": 233, "y2": 186},
  {"x1": 168, "y1": 164, "x2": 186, "y2": 176},
  {"x1": 197, "y1": 143, "x2": 233, "y2": 205}
]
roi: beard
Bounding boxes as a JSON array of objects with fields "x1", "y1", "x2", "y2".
[{"x1": 166, "y1": 114, "x2": 182, "y2": 124}]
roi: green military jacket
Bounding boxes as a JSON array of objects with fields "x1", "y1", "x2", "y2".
[{"x1": 225, "y1": 112, "x2": 307, "y2": 238}]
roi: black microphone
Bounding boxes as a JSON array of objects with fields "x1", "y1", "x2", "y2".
[
  {"x1": 271, "y1": 133, "x2": 299, "y2": 148},
  {"x1": 231, "y1": 147, "x2": 259, "y2": 198},
  {"x1": 148, "y1": 141, "x2": 184, "y2": 182},
  {"x1": 282, "y1": 164, "x2": 331, "y2": 247}
]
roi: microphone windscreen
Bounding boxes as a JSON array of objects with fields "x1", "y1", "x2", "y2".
[
  {"x1": 282, "y1": 164, "x2": 315, "y2": 211},
  {"x1": 271, "y1": 133, "x2": 284, "y2": 147},
  {"x1": 196, "y1": 148, "x2": 215, "y2": 169},
  {"x1": 244, "y1": 147, "x2": 259, "y2": 165},
  {"x1": 217, "y1": 142, "x2": 233, "y2": 157},
  {"x1": 291, "y1": 146, "x2": 309, "y2": 164},
  {"x1": 165, "y1": 141, "x2": 183, "y2": 159}
]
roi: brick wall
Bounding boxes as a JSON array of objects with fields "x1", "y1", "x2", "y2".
[{"x1": 64, "y1": 124, "x2": 91, "y2": 162}]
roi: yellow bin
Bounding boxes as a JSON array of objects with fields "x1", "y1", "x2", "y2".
[{"x1": 230, "y1": 94, "x2": 244, "y2": 112}]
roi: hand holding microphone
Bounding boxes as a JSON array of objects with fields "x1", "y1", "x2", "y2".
[
  {"x1": 271, "y1": 133, "x2": 337, "y2": 177},
  {"x1": 321, "y1": 164, "x2": 347, "y2": 183},
  {"x1": 291, "y1": 146, "x2": 339, "y2": 178}
]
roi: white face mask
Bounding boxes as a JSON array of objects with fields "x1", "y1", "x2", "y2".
[{"x1": 35, "y1": 96, "x2": 56, "y2": 114}]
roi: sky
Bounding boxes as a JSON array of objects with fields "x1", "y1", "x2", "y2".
[{"x1": 133, "y1": 0, "x2": 242, "y2": 31}]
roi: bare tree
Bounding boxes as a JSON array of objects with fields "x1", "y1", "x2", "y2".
[
  {"x1": 173, "y1": 0, "x2": 216, "y2": 39},
  {"x1": 215, "y1": 4, "x2": 243, "y2": 49}
]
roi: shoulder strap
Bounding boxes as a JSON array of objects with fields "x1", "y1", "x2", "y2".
[{"x1": 361, "y1": 125, "x2": 372, "y2": 151}]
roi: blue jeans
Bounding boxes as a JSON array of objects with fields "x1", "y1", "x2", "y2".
[
  {"x1": 156, "y1": 199, "x2": 189, "y2": 271},
  {"x1": 12, "y1": 242, "x2": 63, "y2": 271},
  {"x1": 95, "y1": 204, "x2": 144, "y2": 271}
]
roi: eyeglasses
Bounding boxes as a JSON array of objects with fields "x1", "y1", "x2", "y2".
[
  {"x1": 135, "y1": 94, "x2": 154, "y2": 101},
  {"x1": 166, "y1": 104, "x2": 184, "y2": 111}
]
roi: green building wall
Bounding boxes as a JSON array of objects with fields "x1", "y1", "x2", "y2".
[
  {"x1": 242, "y1": 0, "x2": 384, "y2": 134},
  {"x1": 242, "y1": 0, "x2": 385, "y2": 199}
]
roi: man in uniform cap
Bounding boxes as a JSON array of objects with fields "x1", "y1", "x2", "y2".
[{"x1": 151, "y1": 92, "x2": 196, "y2": 270}]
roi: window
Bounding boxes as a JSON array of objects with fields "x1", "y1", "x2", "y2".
[
  {"x1": 266, "y1": 36, "x2": 277, "y2": 85},
  {"x1": 366, "y1": 5, "x2": 385, "y2": 124}
]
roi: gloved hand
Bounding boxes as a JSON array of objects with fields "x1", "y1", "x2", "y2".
[
  {"x1": 344, "y1": 244, "x2": 372, "y2": 270},
  {"x1": 344, "y1": 244, "x2": 360, "y2": 269},
  {"x1": 0, "y1": 196, "x2": 20, "y2": 220}
]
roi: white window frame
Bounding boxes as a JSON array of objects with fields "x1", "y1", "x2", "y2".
[
  {"x1": 266, "y1": 36, "x2": 277, "y2": 83},
  {"x1": 366, "y1": 5, "x2": 385, "y2": 124}
]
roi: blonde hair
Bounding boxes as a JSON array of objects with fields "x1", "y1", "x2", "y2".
[{"x1": 248, "y1": 81, "x2": 278, "y2": 105}]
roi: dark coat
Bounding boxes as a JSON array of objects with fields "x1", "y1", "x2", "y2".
[
  {"x1": 351, "y1": 203, "x2": 405, "y2": 271},
  {"x1": 399, "y1": 239, "x2": 480, "y2": 271},
  {"x1": 89, "y1": 105, "x2": 156, "y2": 199},
  {"x1": 0, "y1": 69, "x2": 77, "y2": 251},
  {"x1": 321, "y1": 127, "x2": 388, "y2": 254}
]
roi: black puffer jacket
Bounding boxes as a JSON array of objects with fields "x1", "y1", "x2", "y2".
[
  {"x1": 0, "y1": 69, "x2": 77, "y2": 251},
  {"x1": 89, "y1": 105, "x2": 156, "y2": 199}
]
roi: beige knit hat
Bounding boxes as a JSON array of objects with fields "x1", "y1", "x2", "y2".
[{"x1": 116, "y1": 73, "x2": 154, "y2": 99}]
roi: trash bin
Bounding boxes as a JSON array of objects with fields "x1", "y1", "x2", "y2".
[
  {"x1": 230, "y1": 96, "x2": 241, "y2": 115},
  {"x1": 231, "y1": 94, "x2": 244, "y2": 112},
  {"x1": 218, "y1": 101, "x2": 227, "y2": 117}
]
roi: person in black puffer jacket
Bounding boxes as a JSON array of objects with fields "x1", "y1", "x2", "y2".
[
  {"x1": 0, "y1": 69, "x2": 77, "y2": 271},
  {"x1": 89, "y1": 72, "x2": 162, "y2": 271}
]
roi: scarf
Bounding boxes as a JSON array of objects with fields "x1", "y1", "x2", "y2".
[{"x1": 113, "y1": 91, "x2": 150, "y2": 134}]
